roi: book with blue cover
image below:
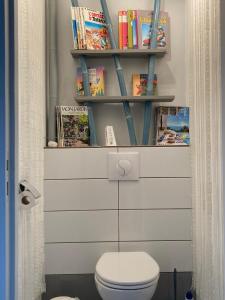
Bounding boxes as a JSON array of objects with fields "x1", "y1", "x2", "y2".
[{"x1": 156, "y1": 106, "x2": 190, "y2": 145}]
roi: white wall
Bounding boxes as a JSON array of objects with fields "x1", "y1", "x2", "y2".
[{"x1": 50, "y1": 0, "x2": 187, "y2": 145}]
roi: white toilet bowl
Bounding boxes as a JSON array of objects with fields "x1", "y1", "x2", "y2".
[{"x1": 95, "y1": 252, "x2": 160, "y2": 300}]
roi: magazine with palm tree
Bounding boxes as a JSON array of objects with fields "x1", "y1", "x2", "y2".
[
  {"x1": 56, "y1": 106, "x2": 89, "y2": 147},
  {"x1": 156, "y1": 106, "x2": 190, "y2": 145}
]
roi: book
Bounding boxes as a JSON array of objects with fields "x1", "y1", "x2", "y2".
[
  {"x1": 127, "y1": 10, "x2": 134, "y2": 49},
  {"x1": 155, "y1": 106, "x2": 190, "y2": 145},
  {"x1": 76, "y1": 66, "x2": 105, "y2": 96},
  {"x1": 121, "y1": 11, "x2": 128, "y2": 49},
  {"x1": 118, "y1": 11, "x2": 123, "y2": 49},
  {"x1": 137, "y1": 10, "x2": 169, "y2": 50},
  {"x1": 74, "y1": 7, "x2": 82, "y2": 49},
  {"x1": 56, "y1": 106, "x2": 89, "y2": 147},
  {"x1": 132, "y1": 10, "x2": 138, "y2": 48},
  {"x1": 82, "y1": 8, "x2": 111, "y2": 50},
  {"x1": 71, "y1": 7, "x2": 78, "y2": 49},
  {"x1": 133, "y1": 74, "x2": 158, "y2": 96}
]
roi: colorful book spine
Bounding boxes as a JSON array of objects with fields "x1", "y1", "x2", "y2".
[
  {"x1": 127, "y1": 10, "x2": 133, "y2": 49},
  {"x1": 79, "y1": 7, "x2": 86, "y2": 49},
  {"x1": 133, "y1": 10, "x2": 138, "y2": 48},
  {"x1": 74, "y1": 7, "x2": 81, "y2": 49},
  {"x1": 71, "y1": 7, "x2": 78, "y2": 49},
  {"x1": 118, "y1": 11, "x2": 123, "y2": 49},
  {"x1": 121, "y1": 11, "x2": 128, "y2": 49}
]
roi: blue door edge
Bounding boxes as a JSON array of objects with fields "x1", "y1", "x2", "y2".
[
  {"x1": 8, "y1": 0, "x2": 16, "y2": 298},
  {"x1": 2, "y1": 0, "x2": 16, "y2": 298},
  {"x1": 0, "y1": 0, "x2": 7, "y2": 298}
]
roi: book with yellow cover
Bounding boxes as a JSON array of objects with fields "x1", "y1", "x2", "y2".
[
  {"x1": 137, "y1": 10, "x2": 170, "y2": 50},
  {"x1": 77, "y1": 66, "x2": 105, "y2": 96},
  {"x1": 133, "y1": 74, "x2": 157, "y2": 96}
]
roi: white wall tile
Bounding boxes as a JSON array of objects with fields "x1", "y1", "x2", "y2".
[
  {"x1": 119, "y1": 210, "x2": 192, "y2": 241},
  {"x1": 44, "y1": 148, "x2": 116, "y2": 179},
  {"x1": 119, "y1": 178, "x2": 192, "y2": 209},
  {"x1": 118, "y1": 147, "x2": 191, "y2": 177},
  {"x1": 44, "y1": 179, "x2": 118, "y2": 211},
  {"x1": 45, "y1": 242, "x2": 118, "y2": 274},
  {"x1": 45, "y1": 211, "x2": 118, "y2": 242},
  {"x1": 120, "y1": 241, "x2": 192, "y2": 272}
]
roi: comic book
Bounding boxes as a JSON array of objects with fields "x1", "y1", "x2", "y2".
[
  {"x1": 137, "y1": 11, "x2": 170, "y2": 50},
  {"x1": 155, "y1": 106, "x2": 190, "y2": 145},
  {"x1": 82, "y1": 8, "x2": 111, "y2": 50},
  {"x1": 56, "y1": 106, "x2": 89, "y2": 147},
  {"x1": 133, "y1": 74, "x2": 157, "y2": 96},
  {"x1": 76, "y1": 66, "x2": 105, "y2": 96}
]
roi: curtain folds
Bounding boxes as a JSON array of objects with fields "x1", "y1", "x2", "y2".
[
  {"x1": 17, "y1": 0, "x2": 45, "y2": 299},
  {"x1": 187, "y1": 0, "x2": 224, "y2": 299}
]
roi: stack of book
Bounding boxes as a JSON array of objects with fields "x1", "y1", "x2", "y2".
[
  {"x1": 118, "y1": 10, "x2": 170, "y2": 50},
  {"x1": 71, "y1": 7, "x2": 111, "y2": 50}
]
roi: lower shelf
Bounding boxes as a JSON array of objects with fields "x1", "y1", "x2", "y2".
[{"x1": 74, "y1": 95, "x2": 175, "y2": 103}]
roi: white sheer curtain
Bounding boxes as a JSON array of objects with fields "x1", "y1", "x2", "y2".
[
  {"x1": 16, "y1": 0, "x2": 45, "y2": 299},
  {"x1": 187, "y1": 0, "x2": 224, "y2": 299}
]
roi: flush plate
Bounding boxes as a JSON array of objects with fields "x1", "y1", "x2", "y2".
[{"x1": 108, "y1": 152, "x2": 140, "y2": 181}]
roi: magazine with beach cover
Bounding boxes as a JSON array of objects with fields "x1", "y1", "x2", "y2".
[
  {"x1": 76, "y1": 66, "x2": 105, "y2": 96},
  {"x1": 133, "y1": 74, "x2": 157, "y2": 96},
  {"x1": 137, "y1": 11, "x2": 170, "y2": 50},
  {"x1": 155, "y1": 106, "x2": 190, "y2": 145},
  {"x1": 56, "y1": 106, "x2": 89, "y2": 147},
  {"x1": 82, "y1": 8, "x2": 111, "y2": 50}
]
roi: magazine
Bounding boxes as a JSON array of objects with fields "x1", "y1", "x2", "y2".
[
  {"x1": 137, "y1": 11, "x2": 170, "y2": 50},
  {"x1": 83, "y1": 8, "x2": 111, "y2": 50},
  {"x1": 155, "y1": 106, "x2": 190, "y2": 145},
  {"x1": 56, "y1": 106, "x2": 89, "y2": 147},
  {"x1": 133, "y1": 74, "x2": 157, "y2": 96},
  {"x1": 76, "y1": 66, "x2": 105, "y2": 96}
]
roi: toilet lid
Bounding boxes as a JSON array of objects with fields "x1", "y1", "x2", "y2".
[{"x1": 95, "y1": 252, "x2": 160, "y2": 286}]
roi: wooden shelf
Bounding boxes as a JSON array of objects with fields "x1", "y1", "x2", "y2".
[
  {"x1": 74, "y1": 95, "x2": 175, "y2": 103},
  {"x1": 71, "y1": 48, "x2": 166, "y2": 58}
]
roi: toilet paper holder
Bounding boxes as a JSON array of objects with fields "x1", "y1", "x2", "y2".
[{"x1": 19, "y1": 180, "x2": 41, "y2": 206}]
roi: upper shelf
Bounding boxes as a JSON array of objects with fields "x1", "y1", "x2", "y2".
[
  {"x1": 75, "y1": 95, "x2": 175, "y2": 103},
  {"x1": 71, "y1": 48, "x2": 166, "y2": 58}
]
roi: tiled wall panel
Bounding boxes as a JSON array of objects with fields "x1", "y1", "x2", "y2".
[
  {"x1": 44, "y1": 147, "x2": 192, "y2": 275},
  {"x1": 45, "y1": 211, "x2": 118, "y2": 243},
  {"x1": 119, "y1": 178, "x2": 192, "y2": 209},
  {"x1": 44, "y1": 179, "x2": 118, "y2": 211},
  {"x1": 45, "y1": 243, "x2": 118, "y2": 274}
]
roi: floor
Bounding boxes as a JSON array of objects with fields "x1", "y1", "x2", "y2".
[{"x1": 42, "y1": 272, "x2": 192, "y2": 300}]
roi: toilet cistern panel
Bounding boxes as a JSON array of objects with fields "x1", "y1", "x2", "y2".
[{"x1": 108, "y1": 152, "x2": 140, "y2": 181}]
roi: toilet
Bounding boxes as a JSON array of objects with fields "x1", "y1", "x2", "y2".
[{"x1": 95, "y1": 252, "x2": 160, "y2": 300}]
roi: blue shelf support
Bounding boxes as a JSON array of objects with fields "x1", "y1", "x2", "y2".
[
  {"x1": 72, "y1": 0, "x2": 98, "y2": 146},
  {"x1": 100, "y1": 0, "x2": 137, "y2": 145},
  {"x1": 142, "y1": 0, "x2": 161, "y2": 145}
]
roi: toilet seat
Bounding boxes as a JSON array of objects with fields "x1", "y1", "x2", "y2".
[
  {"x1": 95, "y1": 273, "x2": 159, "y2": 290},
  {"x1": 95, "y1": 252, "x2": 160, "y2": 290}
]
